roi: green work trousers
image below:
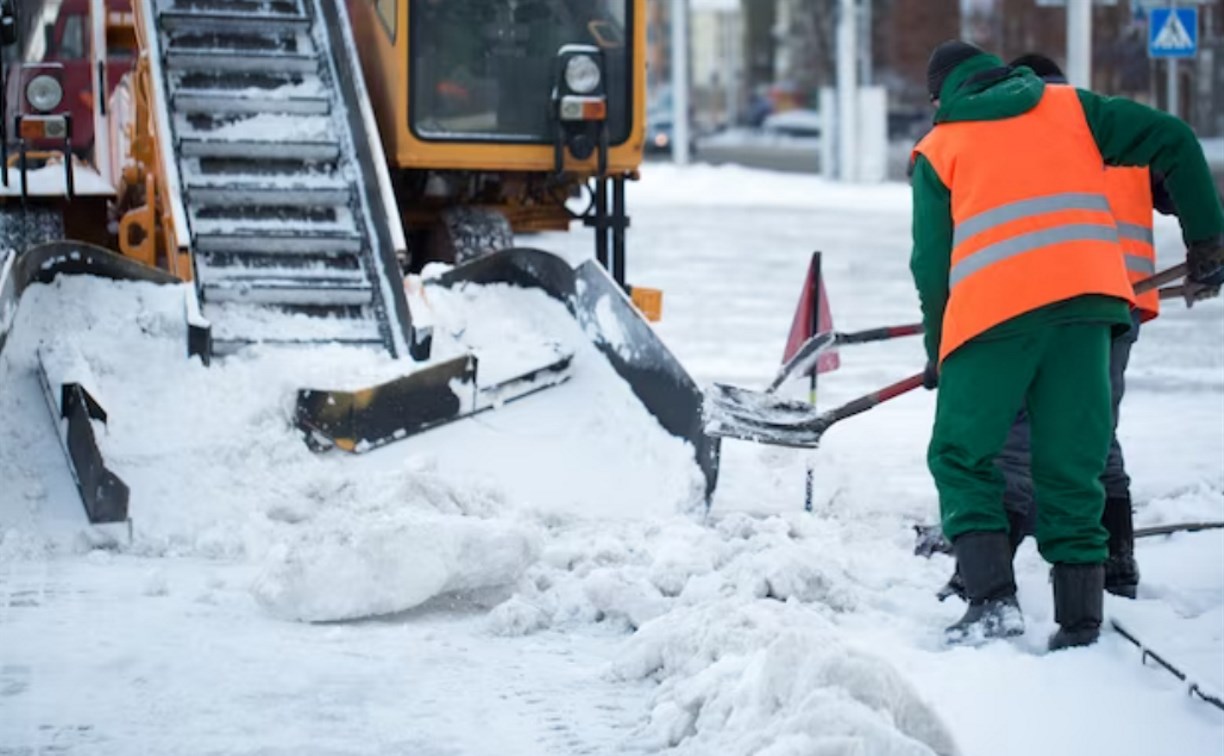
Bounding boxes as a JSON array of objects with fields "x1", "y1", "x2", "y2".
[{"x1": 930, "y1": 323, "x2": 1113, "y2": 565}]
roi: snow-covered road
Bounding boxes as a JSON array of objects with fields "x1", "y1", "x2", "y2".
[{"x1": 1, "y1": 165, "x2": 1221, "y2": 755}]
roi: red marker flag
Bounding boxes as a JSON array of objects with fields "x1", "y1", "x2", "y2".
[{"x1": 782, "y1": 253, "x2": 839, "y2": 375}]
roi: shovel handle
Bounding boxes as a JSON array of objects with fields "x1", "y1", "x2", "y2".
[
  {"x1": 1133, "y1": 263, "x2": 1186, "y2": 295},
  {"x1": 1158, "y1": 282, "x2": 1220, "y2": 304},
  {"x1": 823, "y1": 372, "x2": 926, "y2": 426},
  {"x1": 773, "y1": 323, "x2": 926, "y2": 392},
  {"x1": 837, "y1": 322, "x2": 925, "y2": 345}
]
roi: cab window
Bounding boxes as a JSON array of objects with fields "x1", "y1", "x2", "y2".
[
  {"x1": 57, "y1": 14, "x2": 87, "y2": 60},
  {"x1": 409, "y1": 0, "x2": 631, "y2": 145}
]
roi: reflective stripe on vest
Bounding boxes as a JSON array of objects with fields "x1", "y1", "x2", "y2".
[
  {"x1": 1117, "y1": 223, "x2": 1154, "y2": 246},
  {"x1": 950, "y1": 208, "x2": 1119, "y2": 289},
  {"x1": 1105, "y1": 165, "x2": 1159, "y2": 322},
  {"x1": 951, "y1": 192, "x2": 1113, "y2": 250},
  {"x1": 1125, "y1": 254, "x2": 1155, "y2": 275},
  {"x1": 913, "y1": 85, "x2": 1135, "y2": 362}
]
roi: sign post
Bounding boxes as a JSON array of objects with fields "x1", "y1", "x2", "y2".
[{"x1": 1148, "y1": 5, "x2": 1198, "y2": 118}]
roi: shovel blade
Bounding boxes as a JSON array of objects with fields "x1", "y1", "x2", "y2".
[{"x1": 702, "y1": 384, "x2": 828, "y2": 448}]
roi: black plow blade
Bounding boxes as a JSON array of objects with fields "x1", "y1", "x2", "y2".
[{"x1": 295, "y1": 349, "x2": 572, "y2": 453}]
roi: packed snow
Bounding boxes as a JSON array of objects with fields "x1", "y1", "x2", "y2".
[
  {"x1": 0, "y1": 161, "x2": 115, "y2": 197},
  {"x1": 1, "y1": 163, "x2": 1221, "y2": 755}
]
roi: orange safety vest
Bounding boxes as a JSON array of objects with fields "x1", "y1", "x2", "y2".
[
  {"x1": 913, "y1": 85, "x2": 1135, "y2": 363},
  {"x1": 1105, "y1": 166, "x2": 1159, "y2": 321}
]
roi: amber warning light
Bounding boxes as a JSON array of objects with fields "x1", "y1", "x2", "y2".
[
  {"x1": 630, "y1": 287, "x2": 663, "y2": 323},
  {"x1": 559, "y1": 96, "x2": 607, "y2": 122},
  {"x1": 19, "y1": 115, "x2": 68, "y2": 141}
]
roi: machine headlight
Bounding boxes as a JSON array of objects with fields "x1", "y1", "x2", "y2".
[
  {"x1": 26, "y1": 74, "x2": 63, "y2": 113},
  {"x1": 564, "y1": 55, "x2": 601, "y2": 95}
]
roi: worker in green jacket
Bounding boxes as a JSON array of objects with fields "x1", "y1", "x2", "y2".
[{"x1": 911, "y1": 41, "x2": 1224, "y2": 650}]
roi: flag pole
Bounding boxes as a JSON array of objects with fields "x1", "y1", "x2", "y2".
[{"x1": 804, "y1": 252, "x2": 821, "y2": 513}]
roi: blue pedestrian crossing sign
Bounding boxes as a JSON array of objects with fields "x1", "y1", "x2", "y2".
[{"x1": 1149, "y1": 7, "x2": 1198, "y2": 58}]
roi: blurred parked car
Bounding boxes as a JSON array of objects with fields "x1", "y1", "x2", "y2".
[
  {"x1": 644, "y1": 117, "x2": 698, "y2": 156},
  {"x1": 760, "y1": 109, "x2": 822, "y2": 139},
  {"x1": 645, "y1": 117, "x2": 674, "y2": 154},
  {"x1": 887, "y1": 109, "x2": 931, "y2": 142}
]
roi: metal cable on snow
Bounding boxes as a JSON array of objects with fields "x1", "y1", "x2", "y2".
[
  {"x1": 1110, "y1": 619, "x2": 1224, "y2": 713},
  {"x1": 1134, "y1": 521, "x2": 1224, "y2": 539}
]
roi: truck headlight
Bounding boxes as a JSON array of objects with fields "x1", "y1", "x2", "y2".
[
  {"x1": 26, "y1": 74, "x2": 63, "y2": 113},
  {"x1": 564, "y1": 55, "x2": 601, "y2": 95}
]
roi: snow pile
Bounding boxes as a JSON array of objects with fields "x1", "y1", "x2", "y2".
[
  {"x1": 0, "y1": 273, "x2": 705, "y2": 622},
  {"x1": 423, "y1": 279, "x2": 576, "y2": 386},
  {"x1": 485, "y1": 512, "x2": 959, "y2": 754},
  {"x1": 617, "y1": 602, "x2": 959, "y2": 756},
  {"x1": 252, "y1": 458, "x2": 541, "y2": 622}
]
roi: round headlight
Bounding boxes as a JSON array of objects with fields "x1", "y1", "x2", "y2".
[
  {"x1": 564, "y1": 55, "x2": 601, "y2": 95},
  {"x1": 26, "y1": 74, "x2": 63, "y2": 113}
]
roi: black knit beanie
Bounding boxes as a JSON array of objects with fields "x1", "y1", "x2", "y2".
[
  {"x1": 1009, "y1": 53, "x2": 1067, "y2": 84},
  {"x1": 927, "y1": 40, "x2": 986, "y2": 101}
]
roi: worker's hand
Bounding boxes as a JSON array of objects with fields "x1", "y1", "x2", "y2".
[
  {"x1": 1186, "y1": 234, "x2": 1224, "y2": 286},
  {"x1": 1182, "y1": 281, "x2": 1221, "y2": 308},
  {"x1": 922, "y1": 360, "x2": 939, "y2": 391}
]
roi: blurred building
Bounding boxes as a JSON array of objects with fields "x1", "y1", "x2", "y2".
[
  {"x1": 647, "y1": 0, "x2": 744, "y2": 130},
  {"x1": 649, "y1": 0, "x2": 1224, "y2": 139}
]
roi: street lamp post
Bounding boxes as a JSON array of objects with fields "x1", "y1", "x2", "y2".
[
  {"x1": 1067, "y1": 0, "x2": 1092, "y2": 88},
  {"x1": 670, "y1": 0, "x2": 690, "y2": 166},
  {"x1": 836, "y1": 0, "x2": 858, "y2": 181}
]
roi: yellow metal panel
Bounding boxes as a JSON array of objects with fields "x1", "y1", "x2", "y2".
[
  {"x1": 366, "y1": 0, "x2": 646, "y2": 175},
  {"x1": 347, "y1": 0, "x2": 409, "y2": 167}
]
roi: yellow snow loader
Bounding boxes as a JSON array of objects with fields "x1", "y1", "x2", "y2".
[{"x1": 0, "y1": 0, "x2": 718, "y2": 526}]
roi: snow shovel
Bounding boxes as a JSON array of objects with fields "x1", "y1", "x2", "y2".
[
  {"x1": 707, "y1": 263, "x2": 1189, "y2": 449},
  {"x1": 705, "y1": 372, "x2": 926, "y2": 448},
  {"x1": 702, "y1": 321, "x2": 923, "y2": 443},
  {"x1": 766, "y1": 323, "x2": 923, "y2": 392}
]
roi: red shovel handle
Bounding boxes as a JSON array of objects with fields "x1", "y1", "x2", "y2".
[
  {"x1": 823, "y1": 372, "x2": 926, "y2": 427},
  {"x1": 876, "y1": 372, "x2": 928, "y2": 401},
  {"x1": 1134, "y1": 263, "x2": 1185, "y2": 295}
]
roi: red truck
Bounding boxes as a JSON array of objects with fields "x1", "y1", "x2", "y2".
[{"x1": 5, "y1": 0, "x2": 134, "y2": 159}]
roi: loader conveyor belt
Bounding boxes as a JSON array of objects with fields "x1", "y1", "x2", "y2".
[{"x1": 138, "y1": 0, "x2": 418, "y2": 357}]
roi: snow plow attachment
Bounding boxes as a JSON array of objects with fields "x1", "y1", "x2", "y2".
[
  {"x1": 433, "y1": 248, "x2": 721, "y2": 498},
  {"x1": 294, "y1": 349, "x2": 573, "y2": 453},
  {"x1": 2, "y1": 241, "x2": 178, "y2": 527},
  {"x1": 0, "y1": 241, "x2": 178, "y2": 360},
  {"x1": 37, "y1": 345, "x2": 130, "y2": 525}
]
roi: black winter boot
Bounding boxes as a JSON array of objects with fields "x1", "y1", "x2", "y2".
[
  {"x1": 945, "y1": 532, "x2": 1024, "y2": 645},
  {"x1": 938, "y1": 513, "x2": 1027, "y2": 603},
  {"x1": 1102, "y1": 495, "x2": 1139, "y2": 599},
  {"x1": 1048, "y1": 563, "x2": 1105, "y2": 651}
]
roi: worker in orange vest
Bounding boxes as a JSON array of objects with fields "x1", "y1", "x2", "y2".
[
  {"x1": 938, "y1": 53, "x2": 1185, "y2": 608},
  {"x1": 911, "y1": 41, "x2": 1223, "y2": 650}
]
